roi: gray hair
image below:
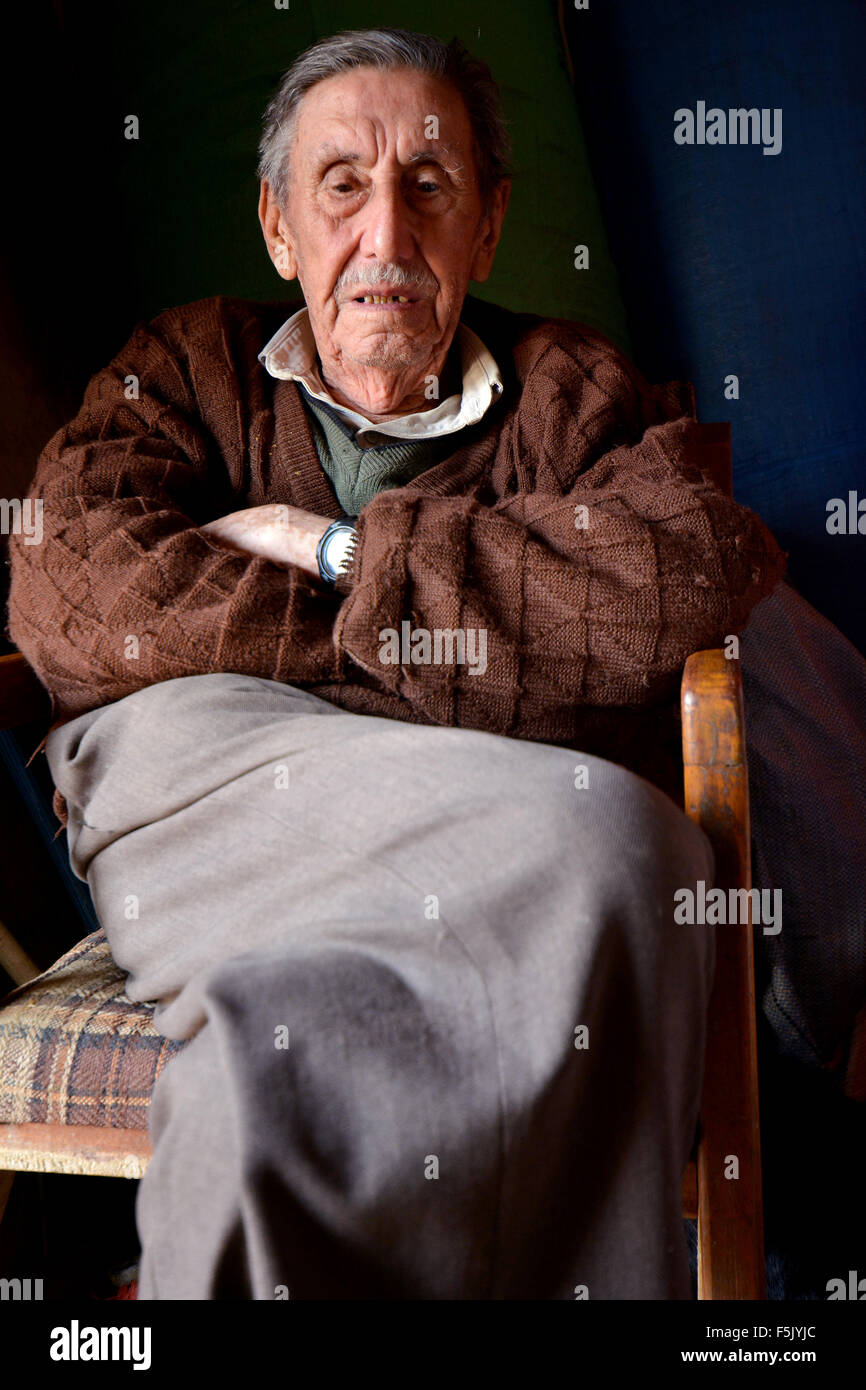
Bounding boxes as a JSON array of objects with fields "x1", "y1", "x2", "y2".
[{"x1": 257, "y1": 27, "x2": 512, "y2": 212}]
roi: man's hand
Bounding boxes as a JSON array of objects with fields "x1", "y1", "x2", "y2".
[{"x1": 201, "y1": 504, "x2": 332, "y2": 580}]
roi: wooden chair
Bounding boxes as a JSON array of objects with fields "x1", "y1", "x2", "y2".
[
  {"x1": 680, "y1": 649, "x2": 765, "y2": 1299},
  {"x1": 0, "y1": 646, "x2": 764, "y2": 1298}
]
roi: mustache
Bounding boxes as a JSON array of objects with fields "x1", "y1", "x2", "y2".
[{"x1": 335, "y1": 263, "x2": 439, "y2": 298}]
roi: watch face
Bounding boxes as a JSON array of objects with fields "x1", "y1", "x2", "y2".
[{"x1": 323, "y1": 526, "x2": 355, "y2": 578}]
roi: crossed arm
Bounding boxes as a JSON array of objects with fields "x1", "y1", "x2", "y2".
[{"x1": 201, "y1": 504, "x2": 331, "y2": 579}]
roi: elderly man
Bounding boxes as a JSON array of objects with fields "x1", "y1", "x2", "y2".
[{"x1": 7, "y1": 28, "x2": 785, "y2": 1300}]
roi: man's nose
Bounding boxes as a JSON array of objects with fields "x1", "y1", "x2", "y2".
[{"x1": 358, "y1": 180, "x2": 417, "y2": 264}]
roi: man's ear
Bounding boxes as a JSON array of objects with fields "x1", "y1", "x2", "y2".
[
  {"x1": 469, "y1": 180, "x2": 511, "y2": 283},
  {"x1": 258, "y1": 179, "x2": 299, "y2": 282}
]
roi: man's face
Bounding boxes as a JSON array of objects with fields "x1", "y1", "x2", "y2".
[{"x1": 259, "y1": 66, "x2": 509, "y2": 414}]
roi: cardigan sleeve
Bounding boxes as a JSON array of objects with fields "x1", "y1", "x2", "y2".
[
  {"x1": 333, "y1": 397, "x2": 788, "y2": 739},
  {"x1": 6, "y1": 319, "x2": 343, "y2": 720}
]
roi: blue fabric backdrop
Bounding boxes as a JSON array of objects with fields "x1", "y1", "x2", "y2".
[{"x1": 563, "y1": 0, "x2": 866, "y2": 654}]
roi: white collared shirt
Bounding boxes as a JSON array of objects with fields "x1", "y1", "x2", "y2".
[{"x1": 257, "y1": 306, "x2": 503, "y2": 443}]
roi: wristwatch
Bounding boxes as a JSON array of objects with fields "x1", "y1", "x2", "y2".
[{"x1": 316, "y1": 516, "x2": 358, "y2": 586}]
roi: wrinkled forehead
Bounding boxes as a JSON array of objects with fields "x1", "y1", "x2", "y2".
[{"x1": 291, "y1": 66, "x2": 477, "y2": 173}]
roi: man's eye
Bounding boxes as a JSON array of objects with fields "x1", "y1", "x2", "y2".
[
  {"x1": 323, "y1": 168, "x2": 362, "y2": 195},
  {"x1": 416, "y1": 180, "x2": 441, "y2": 194}
]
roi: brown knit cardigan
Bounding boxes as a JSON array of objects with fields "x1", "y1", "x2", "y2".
[{"x1": 7, "y1": 294, "x2": 787, "y2": 807}]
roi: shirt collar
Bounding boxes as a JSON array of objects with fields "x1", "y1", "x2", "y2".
[{"x1": 258, "y1": 305, "x2": 503, "y2": 443}]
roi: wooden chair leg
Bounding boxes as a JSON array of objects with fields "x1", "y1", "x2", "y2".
[{"x1": 0, "y1": 1169, "x2": 15, "y2": 1226}]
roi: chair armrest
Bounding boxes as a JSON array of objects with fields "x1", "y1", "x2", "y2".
[
  {"x1": 0, "y1": 653, "x2": 50, "y2": 730},
  {"x1": 681, "y1": 648, "x2": 765, "y2": 1299},
  {"x1": 681, "y1": 648, "x2": 750, "y2": 888},
  {"x1": 0, "y1": 919, "x2": 40, "y2": 987}
]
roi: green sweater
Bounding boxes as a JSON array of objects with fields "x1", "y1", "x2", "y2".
[{"x1": 300, "y1": 391, "x2": 459, "y2": 515}]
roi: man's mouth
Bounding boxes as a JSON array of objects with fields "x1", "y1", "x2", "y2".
[{"x1": 350, "y1": 292, "x2": 418, "y2": 305}]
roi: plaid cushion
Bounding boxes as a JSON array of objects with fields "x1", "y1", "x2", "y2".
[{"x1": 0, "y1": 929, "x2": 186, "y2": 1129}]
